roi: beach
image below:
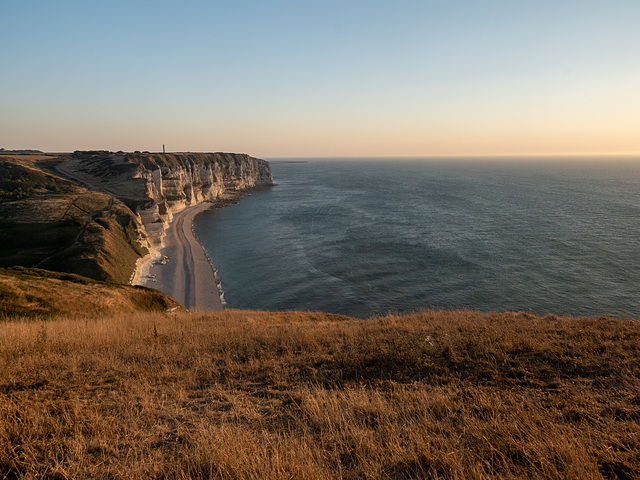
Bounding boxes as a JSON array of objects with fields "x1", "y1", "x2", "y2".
[{"x1": 135, "y1": 202, "x2": 223, "y2": 311}]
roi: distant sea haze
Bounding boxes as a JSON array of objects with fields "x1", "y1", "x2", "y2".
[{"x1": 193, "y1": 157, "x2": 640, "y2": 319}]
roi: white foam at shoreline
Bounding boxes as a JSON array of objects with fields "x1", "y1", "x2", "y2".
[
  {"x1": 130, "y1": 201, "x2": 226, "y2": 310},
  {"x1": 192, "y1": 205, "x2": 227, "y2": 309},
  {"x1": 130, "y1": 246, "x2": 161, "y2": 286}
]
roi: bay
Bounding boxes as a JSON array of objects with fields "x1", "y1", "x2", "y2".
[{"x1": 193, "y1": 157, "x2": 640, "y2": 319}]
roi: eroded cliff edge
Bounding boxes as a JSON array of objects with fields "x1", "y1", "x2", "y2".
[
  {"x1": 58, "y1": 151, "x2": 273, "y2": 248},
  {"x1": 0, "y1": 151, "x2": 273, "y2": 285}
]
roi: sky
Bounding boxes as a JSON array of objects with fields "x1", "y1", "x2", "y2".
[{"x1": 1, "y1": 0, "x2": 639, "y2": 158}]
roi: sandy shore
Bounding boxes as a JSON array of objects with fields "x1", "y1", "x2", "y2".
[{"x1": 135, "y1": 203, "x2": 223, "y2": 311}]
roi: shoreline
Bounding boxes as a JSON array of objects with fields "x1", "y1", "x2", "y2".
[
  {"x1": 133, "y1": 202, "x2": 224, "y2": 311},
  {"x1": 191, "y1": 205, "x2": 227, "y2": 309}
]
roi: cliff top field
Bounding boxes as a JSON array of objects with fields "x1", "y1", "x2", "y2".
[{"x1": 1, "y1": 308, "x2": 639, "y2": 479}]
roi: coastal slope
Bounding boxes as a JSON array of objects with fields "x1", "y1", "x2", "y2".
[
  {"x1": 0, "y1": 267, "x2": 182, "y2": 317},
  {"x1": 0, "y1": 151, "x2": 273, "y2": 294},
  {"x1": 0, "y1": 154, "x2": 148, "y2": 284}
]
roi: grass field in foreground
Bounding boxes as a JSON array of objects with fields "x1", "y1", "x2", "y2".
[{"x1": 1, "y1": 309, "x2": 639, "y2": 479}]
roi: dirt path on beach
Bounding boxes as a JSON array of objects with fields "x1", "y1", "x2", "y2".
[{"x1": 140, "y1": 203, "x2": 223, "y2": 311}]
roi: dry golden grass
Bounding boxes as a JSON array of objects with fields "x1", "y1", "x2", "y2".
[
  {"x1": 0, "y1": 267, "x2": 182, "y2": 318},
  {"x1": 1, "y1": 309, "x2": 639, "y2": 479}
]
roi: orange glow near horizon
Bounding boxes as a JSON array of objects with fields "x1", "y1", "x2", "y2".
[
  {"x1": 2, "y1": 110, "x2": 639, "y2": 158},
  {"x1": 2, "y1": 3, "x2": 639, "y2": 159}
]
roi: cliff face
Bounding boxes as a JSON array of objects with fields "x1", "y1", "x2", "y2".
[
  {"x1": 57, "y1": 151, "x2": 274, "y2": 249},
  {"x1": 0, "y1": 151, "x2": 273, "y2": 301},
  {"x1": 130, "y1": 153, "x2": 273, "y2": 246}
]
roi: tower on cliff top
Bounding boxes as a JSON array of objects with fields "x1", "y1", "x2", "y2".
[{"x1": 163, "y1": 144, "x2": 165, "y2": 153}]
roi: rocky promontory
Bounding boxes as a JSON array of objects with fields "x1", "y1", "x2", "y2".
[
  {"x1": 57, "y1": 151, "x2": 274, "y2": 248},
  {"x1": 0, "y1": 150, "x2": 273, "y2": 285}
]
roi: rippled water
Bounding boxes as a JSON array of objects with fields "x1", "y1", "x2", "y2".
[{"x1": 193, "y1": 158, "x2": 640, "y2": 319}]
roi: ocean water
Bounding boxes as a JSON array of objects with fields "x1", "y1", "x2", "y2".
[{"x1": 193, "y1": 158, "x2": 640, "y2": 319}]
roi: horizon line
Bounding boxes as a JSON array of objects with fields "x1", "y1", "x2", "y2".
[
  {"x1": 3, "y1": 149, "x2": 639, "y2": 159},
  {"x1": 263, "y1": 152, "x2": 640, "y2": 159}
]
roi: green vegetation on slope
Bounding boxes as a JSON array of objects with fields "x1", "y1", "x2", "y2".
[
  {"x1": 0, "y1": 157, "x2": 148, "y2": 284},
  {"x1": 36, "y1": 197, "x2": 149, "y2": 283},
  {"x1": 1, "y1": 309, "x2": 638, "y2": 479},
  {"x1": 0, "y1": 161, "x2": 78, "y2": 200}
]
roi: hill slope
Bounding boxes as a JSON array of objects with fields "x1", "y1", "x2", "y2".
[
  {"x1": 0, "y1": 154, "x2": 149, "y2": 283},
  {"x1": 0, "y1": 267, "x2": 182, "y2": 317}
]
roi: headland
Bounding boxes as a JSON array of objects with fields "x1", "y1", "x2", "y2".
[{"x1": 0, "y1": 150, "x2": 274, "y2": 311}]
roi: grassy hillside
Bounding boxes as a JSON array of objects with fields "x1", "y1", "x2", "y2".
[
  {"x1": 0, "y1": 160, "x2": 78, "y2": 201},
  {"x1": 0, "y1": 267, "x2": 182, "y2": 317},
  {"x1": 0, "y1": 156, "x2": 148, "y2": 283},
  {"x1": 1, "y1": 309, "x2": 638, "y2": 479},
  {"x1": 35, "y1": 195, "x2": 149, "y2": 283}
]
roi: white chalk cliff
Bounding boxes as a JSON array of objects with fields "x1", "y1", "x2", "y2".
[{"x1": 59, "y1": 151, "x2": 274, "y2": 250}]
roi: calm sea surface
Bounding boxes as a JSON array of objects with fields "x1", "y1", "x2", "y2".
[{"x1": 193, "y1": 158, "x2": 640, "y2": 319}]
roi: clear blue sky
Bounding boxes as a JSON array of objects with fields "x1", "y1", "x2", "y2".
[{"x1": 2, "y1": 0, "x2": 639, "y2": 157}]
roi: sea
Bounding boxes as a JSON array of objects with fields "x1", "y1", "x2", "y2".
[{"x1": 193, "y1": 157, "x2": 640, "y2": 319}]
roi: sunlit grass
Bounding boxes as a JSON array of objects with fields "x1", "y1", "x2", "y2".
[{"x1": 1, "y1": 309, "x2": 639, "y2": 478}]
